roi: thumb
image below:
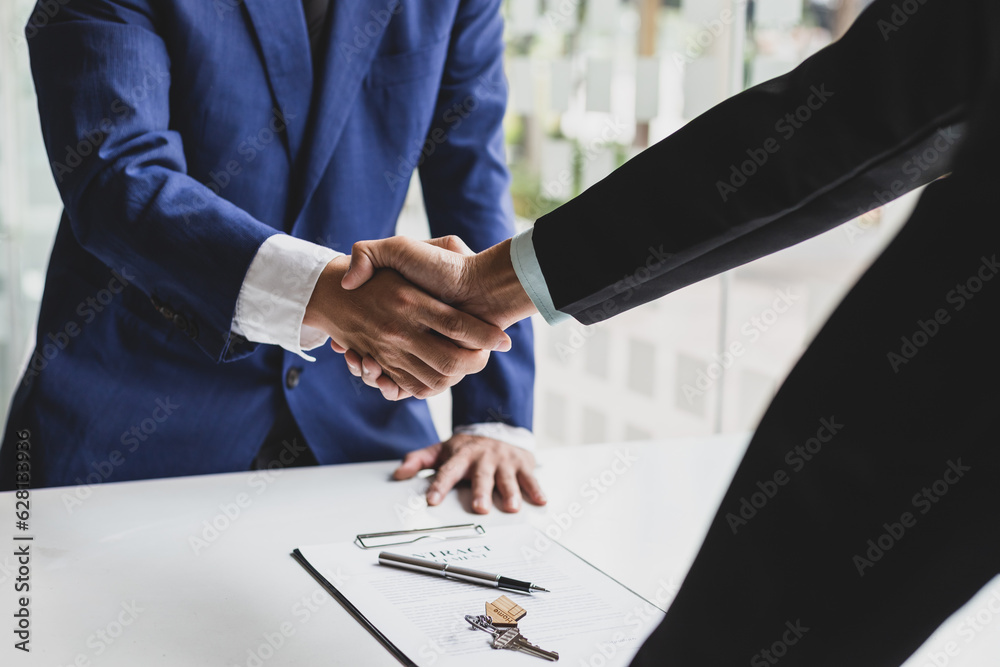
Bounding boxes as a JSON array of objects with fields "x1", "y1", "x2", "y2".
[
  {"x1": 342, "y1": 236, "x2": 422, "y2": 290},
  {"x1": 341, "y1": 245, "x2": 378, "y2": 290},
  {"x1": 343, "y1": 236, "x2": 462, "y2": 296}
]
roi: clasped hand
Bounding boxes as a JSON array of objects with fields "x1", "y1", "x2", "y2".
[
  {"x1": 303, "y1": 251, "x2": 511, "y2": 399},
  {"x1": 336, "y1": 235, "x2": 535, "y2": 400}
]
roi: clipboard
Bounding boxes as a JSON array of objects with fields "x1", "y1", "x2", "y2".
[{"x1": 291, "y1": 524, "x2": 664, "y2": 667}]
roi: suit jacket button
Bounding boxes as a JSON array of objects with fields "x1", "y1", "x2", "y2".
[
  {"x1": 285, "y1": 367, "x2": 302, "y2": 389},
  {"x1": 172, "y1": 313, "x2": 188, "y2": 331}
]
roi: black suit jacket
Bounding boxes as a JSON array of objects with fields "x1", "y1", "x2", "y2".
[
  {"x1": 532, "y1": 0, "x2": 1000, "y2": 664},
  {"x1": 534, "y1": 0, "x2": 983, "y2": 325}
]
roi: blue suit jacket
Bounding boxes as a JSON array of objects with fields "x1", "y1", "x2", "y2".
[{"x1": 1, "y1": 0, "x2": 533, "y2": 489}]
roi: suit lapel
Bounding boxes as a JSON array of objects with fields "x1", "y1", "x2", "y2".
[
  {"x1": 242, "y1": 0, "x2": 313, "y2": 162},
  {"x1": 292, "y1": 0, "x2": 393, "y2": 222}
]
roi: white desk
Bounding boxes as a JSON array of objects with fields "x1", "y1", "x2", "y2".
[{"x1": 2, "y1": 434, "x2": 998, "y2": 666}]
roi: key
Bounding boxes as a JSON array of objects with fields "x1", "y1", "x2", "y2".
[
  {"x1": 493, "y1": 627, "x2": 559, "y2": 661},
  {"x1": 465, "y1": 614, "x2": 559, "y2": 661}
]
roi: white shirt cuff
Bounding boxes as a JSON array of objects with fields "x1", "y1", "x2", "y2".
[
  {"x1": 509, "y1": 227, "x2": 570, "y2": 325},
  {"x1": 232, "y1": 234, "x2": 340, "y2": 361},
  {"x1": 454, "y1": 423, "x2": 535, "y2": 452}
]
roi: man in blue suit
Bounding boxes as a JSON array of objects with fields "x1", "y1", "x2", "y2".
[{"x1": 1, "y1": 0, "x2": 542, "y2": 514}]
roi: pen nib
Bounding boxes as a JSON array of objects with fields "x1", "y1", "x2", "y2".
[{"x1": 530, "y1": 585, "x2": 549, "y2": 593}]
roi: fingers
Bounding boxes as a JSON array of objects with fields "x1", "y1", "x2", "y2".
[
  {"x1": 393, "y1": 443, "x2": 442, "y2": 480},
  {"x1": 360, "y1": 355, "x2": 383, "y2": 383},
  {"x1": 353, "y1": 353, "x2": 409, "y2": 400},
  {"x1": 414, "y1": 299, "x2": 511, "y2": 353},
  {"x1": 358, "y1": 312, "x2": 493, "y2": 397},
  {"x1": 376, "y1": 374, "x2": 412, "y2": 400},
  {"x1": 378, "y1": 363, "x2": 437, "y2": 400},
  {"x1": 356, "y1": 354, "x2": 391, "y2": 394},
  {"x1": 418, "y1": 437, "x2": 542, "y2": 514},
  {"x1": 348, "y1": 344, "x2": 455, "y2": 396},
  {"x1": 469, "y1": 456, "x2": 498, "y2": 514},
  {"x1": 517, "y1": 468, "x2": 547, "y2": 506},
  {"x1": 396, "y1": 338, "x2": 491, "y2": 390},
  {"x1": 358, "y1": 353, "x2": 413, "y2": 400},
  {"x1": 494, "y1": 465, "x2": 522, "y2": 513},
  {"x1": 344, "y1": 349, "x2": 363, "y2": 375},
  {"x1": 350, "y1": 339, "x2": 488, "y2": 399},
  {"x1": 352, "y1": 336, "x2": 448, "y2": 400},
  {"x1": 343, "y1": 351, "x2": 416, "y2": 401},
  {"x1": 347, "y1": 351, "x2": 407, "y2": 400},
  {"x1": 426, "y1": 448, "x2": 474, "y2": 506},
  {"x1": 374, "y1": 375, "x2": 399, "y2": 400},
  {"x1": 360, "y1": 348, "x2": 460, "y2": 399}
]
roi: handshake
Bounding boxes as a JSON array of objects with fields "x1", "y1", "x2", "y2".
[{"x1": 303, "y1": 235, "x2": 539, "y2": 400}]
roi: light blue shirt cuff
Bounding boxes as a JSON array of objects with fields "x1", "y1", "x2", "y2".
[{"x1": 509, "y1": 228, "x2": 570, "y2": 325}]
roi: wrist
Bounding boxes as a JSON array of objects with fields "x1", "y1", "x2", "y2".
[
  {"x1": 471, "y1": 239, "x2": 538, "y2": 329},
  {"x1": 303, "y1": 255, "x2": 352, "y2": 335}
]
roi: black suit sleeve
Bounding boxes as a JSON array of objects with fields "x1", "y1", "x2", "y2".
[{"x1": 531, "y1": 0, "x2": 990, "y2": 324}]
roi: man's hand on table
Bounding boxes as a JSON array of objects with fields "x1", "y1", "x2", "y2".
[{"x1": 393, "y1": 434, "x2": 546, "y2": 514}]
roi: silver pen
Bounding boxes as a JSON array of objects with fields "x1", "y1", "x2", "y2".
[{"x1": 378, "y1": 551, "x2": 550, "y2": 593}]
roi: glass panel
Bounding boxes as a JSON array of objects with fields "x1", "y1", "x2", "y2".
[{"x1": 0, "y1": 0, "x2": 64, "y2": 418}]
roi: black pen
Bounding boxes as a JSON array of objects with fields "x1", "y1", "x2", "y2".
[{"x1": 378, "y1": 551, "x2": 550, "y2": 593}]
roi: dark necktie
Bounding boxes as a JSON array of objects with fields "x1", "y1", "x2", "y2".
[{"x1": 302, "y1": 0, "x2": 331, "y2": 53}]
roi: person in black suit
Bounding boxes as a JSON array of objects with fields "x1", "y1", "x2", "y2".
[{"x1": 332, "y1": 0, "x2": 1000, "y2": 662}]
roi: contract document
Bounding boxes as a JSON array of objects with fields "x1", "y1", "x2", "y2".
[{"x1": 293, "y1": 525, "x2": 665, "y2": 666}]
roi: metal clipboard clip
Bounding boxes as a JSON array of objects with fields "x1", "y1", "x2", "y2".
[{"x1": 354, "y1": 523, "x2": 486, "y2": 549}]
